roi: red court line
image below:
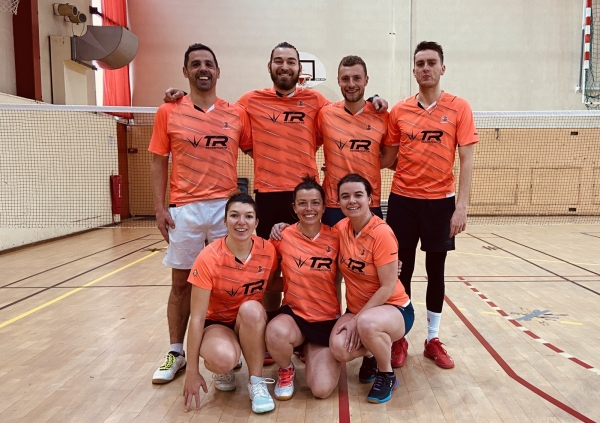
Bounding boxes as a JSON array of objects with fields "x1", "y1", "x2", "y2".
[
  {"x1": 338, "y1": 362, "x2": 350, "y2": 423},
  {"x1": 445, "y1": 295, "x2": 595, "y2": 423}
]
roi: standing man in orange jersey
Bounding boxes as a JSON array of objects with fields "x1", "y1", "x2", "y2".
[
  {"x1": 382, "y1": 41, "x2": 478, "y2": 370},
  {"x1": 150, "y1": 43, "x2": 252, "y2": 384}
]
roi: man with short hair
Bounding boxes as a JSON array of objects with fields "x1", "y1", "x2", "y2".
[
  {"x1": 382, "y1": 41, "x2": 478, "y2": 369},
  {"x1": 150, "y1": 43, "x2": 252, "y2": 384},
  {"x1": 317, "y1": 55, "x2": 389, "y2": 227}
]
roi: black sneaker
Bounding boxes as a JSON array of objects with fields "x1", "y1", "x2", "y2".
[
  {"x1": 358, "y1": 356, "x2": 378, "y2": 383},
  {"x1": 367, "y1": 371, "x2": 398, "y2": 404}
]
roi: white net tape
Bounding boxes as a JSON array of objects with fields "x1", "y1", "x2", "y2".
[{"x1": 0, "y1": 0, "x2": 20, "y2": 14}]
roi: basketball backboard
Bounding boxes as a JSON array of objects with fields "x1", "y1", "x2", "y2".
[{"x1": 299, "y1": 51, "x2": 326, "y2": 88}]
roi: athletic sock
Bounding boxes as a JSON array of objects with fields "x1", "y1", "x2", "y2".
[
  {"x1": 170, "y1": 343, "x2": 184, "y2": 355},
  {"x1": 426, "y1": 310, "x2": 442, "y2": 342}
]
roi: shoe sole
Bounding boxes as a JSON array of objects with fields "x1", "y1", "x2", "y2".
[
  {"x1": 391, "y1": 359, "x2": 406, "y2": 368},
  {"x1": 359, "y1": 376, "x2": 376, "y2": 383},
  {"x1": 367, "y1": 380, "x2": 399, "y2": 404},
  {"x1": 274, "y1": 392, "x2": 294, "y2": 401},
  {"x1": 151, "y1": 364, "x2": 186, "y2": 384},
  {"x1": 423, "y1": 351, "x2": 455, "y2": 369},
  {"x1": 252, "y1": 405, "x2": 275, "y2": 413},
  {"x1": 215, "y1": 386, "x2": 237, "y2": 392}
]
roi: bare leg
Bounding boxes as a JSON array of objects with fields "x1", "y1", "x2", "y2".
[
  {"x1": 304, "y1": 343, "x2": 340, "y2": 399},
  {"x1": 168, "y1": 268, "x2": 192, "y2": 344},
  {"x1": 356, "y1": 305, "x2": 406, "y2": 373},
  {"x1": 235, "y1": 300, "x2": 268, "y2": 378},
  {"x1": 199, "y1": 325, "x2": 241, "y2": 374},
  {"x1": 329, "y1": 313, "x2": 368, "y2": 363},
  {"x1": 265, "y1": 314, "x2": 304, "y2": 368}
]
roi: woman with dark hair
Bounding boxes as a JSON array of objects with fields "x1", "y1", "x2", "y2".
[
  {"x1": 266, "y1": 175, "x2": 342, "y2": 400},
  {"x1": 329, "y1": 173, "x2": 414, "y2": 404},
  {"x1": 183, "y1": 192, "x2": 278, "y2": 414}
]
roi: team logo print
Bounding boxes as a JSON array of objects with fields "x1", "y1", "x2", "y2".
[
  {"x1": 186, "y1": 135, "x2": 229, "y2": 149},
  {"x1": 241, "y1": 280, "x2": 265, "y2": 295},
  {"x1": 326, "y1": 246, "x2": 331, "y2": 252},
  {"x1": 297, "y1": 100, "x2": 305, "y2": 107},
  {"x1": 440, "y1": 116, "x2": 449, "y2": 123},
  {"x1": 293, "y1": 256, "x2": 309, "y2": 268},
  {"x1": 257, "y1": 266, "x2": 264, "y2": 273},
  {"x1": 265, "y1": 111, "x2": 306, "y2": 123},
  {"x1": 406, "y1": 131, "x2": 418, "y2": 141},
  {"x1": 293, "y1": 255, "x2": 333, "y2": 271},
  {"x1": 406, "y1": 130, "x2": 443, "y2": 144},
  {"x1": 334, "y1": 139, "x2": 347, "y2": 150},
  {"x1": 224, "y1": 286, "x2": 240, "y2": 297},
  {"x1": 360, "y1": 248, "x2": 366, "y2": 256},
  {"x1": 223, "y1": 121, "x2": 231, "y2": 129},
  {"x1": 349, "y1": 139, "x2": 371, "y2": 152},
  {"x1": 365, "y1": 124, "x2": 372, "y2": 130},
  {"x1": 193, "y1": 269, "x2": 198, "y2": 277},
  {"x1": 346, "y1": 257, "x2": 366, "y2": 274}
]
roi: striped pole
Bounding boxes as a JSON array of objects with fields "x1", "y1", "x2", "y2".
[{"x1": 584, "y1": 0, "x2": 592, "y2": 69}]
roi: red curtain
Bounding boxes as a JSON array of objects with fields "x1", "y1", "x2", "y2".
[{"x1": 101, "y1": 0, "x2": 131, "y2": 107}]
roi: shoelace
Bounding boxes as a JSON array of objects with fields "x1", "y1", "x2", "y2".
[
  {"x1": 159, "y1": 353, "x2": 176, "y2": 370},
  {"x1": 251, "y1": 377, "x2": 275, "y2": 397},
  {"x1": 371, "y1": 374, "x2": 386, "y2": 391},
  {"x1": 429, "y1": 339, "x2": 448, "y2": 355},
  {"x1": 213, "y1": 372, "x2": 235, "y2": 383},
  {"x1": 278, "y1": 367, "x2": 294, "y2": 386}
]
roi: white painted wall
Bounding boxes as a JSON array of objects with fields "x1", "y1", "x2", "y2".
[{"x1": 128, "y1": 0, "x2": 584, "y2": 110}]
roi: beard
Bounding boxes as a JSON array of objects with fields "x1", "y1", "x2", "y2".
[
  {"x1": 270, "y1": 68, "x2": 299, "y2": 91},
  {"x1": 342, "y1": 88, "x2": 365, "y2": 103},
  {"x1": 192, "y1": 72, "x2": 214, "y2": 92}
]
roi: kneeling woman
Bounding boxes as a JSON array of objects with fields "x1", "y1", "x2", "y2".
[
  {"x1": 266, "y1": 176, "x2": 341, "y2": 400},
  {"x1": 183, "y1": 192, "x2": 278, "y2": 414},
  {"x1": 330, "y1": 174, "x2": 414, "y2": 404}
]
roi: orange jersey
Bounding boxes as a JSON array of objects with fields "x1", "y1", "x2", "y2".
[
  {"x1": 335, "y1": 215, "x2": 409, "y2": 314},
  {"x1": 317, "y1": 101, "x2": 388, "y2": 208},
  {"x1": 271, "y1": 224, "x2": 340, "y2": 322},
  {"x1": 237, "y1": 88, "x2": 330, "y2": 192},
  {"x1": 149, "y1": 96, "x2": 253, "y2": 205},
  {"x1": 386, "y1": 92, "x2": 479, "y2": 199},
  {"x1": 188, "y1": 236, "x2": 277, "y2": 323}
]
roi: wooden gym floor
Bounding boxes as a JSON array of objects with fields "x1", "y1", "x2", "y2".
[{"x1": 1, "y1": 224, "x2": 599, "y2": 423}]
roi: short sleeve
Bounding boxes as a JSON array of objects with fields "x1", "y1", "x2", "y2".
[
  {"x1": 188, "y1": 250, "x2": 213, "y2": 290},
  {"x1": 315, "y1": 107, "x2": 325, "y2": 147},
  {"x1": 372, "y1": 225, "x2": 399, "y2": 267},
  {"x1": 385, "y1": 106, "x2": 401, "y2": 146},
  {"x1": 265, "y1": 240, "x2": 279, "y2": 276},
  {"x1": 456, "y1": 99, "x2": 479, "y2": 147},
  {"x1": 148, "y1": 103, "x2": 173, "y2": 156},
  {"x1": 237, "y1": 107, "x2": 253, "y2": 152},
  {"x1": 236, "y1": 91, "x2": 253, "y2": 110},
  {"x1": 314, "y1": 90, "x2": 331, "y2": 110}
]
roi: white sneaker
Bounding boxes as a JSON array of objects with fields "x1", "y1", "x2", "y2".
[
  {"x1": 274, "y1": 364, "x2": 295, "y2": 400},
  {"x1": 213, "y1": 371, "x2": 236, "y2": 391},
  {"x1": 152, "y1": 351, "x2": 186, "y2": 384},
  {"x1": 247, "y1": 375, "x2": 275, "y2": 413}
]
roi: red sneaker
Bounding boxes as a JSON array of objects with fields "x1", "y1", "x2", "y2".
[
  {"x1": 264, "y1": 351, "x2": 275, "y2": 365},
  {"x1": 391, "y1": 337, "x2": 408, "y2": 368},
  {"x1": 423, "y1": 338, "x2": 454, "y2": 369}
]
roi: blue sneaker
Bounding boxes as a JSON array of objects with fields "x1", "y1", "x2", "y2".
[
  {"x1": 248, "y1": 375, "x2": 275, "y2": 413},
  {"x1": 367, "y1": 372, "x2": 398, "y2": 404}
]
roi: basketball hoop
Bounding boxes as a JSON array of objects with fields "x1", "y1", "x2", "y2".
[
  {"x1": 0, "y1": 0, "x2": 20, "y2": 14},
  {"x1": 298, "y1": 73, "x2": 312, "y2": 89}
]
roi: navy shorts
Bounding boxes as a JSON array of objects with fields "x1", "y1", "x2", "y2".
[
  {"x1": 255, "y1": 191, "x2": 297, "y2": 239},
  {"x1": 279, "y1": 305, "x2": 338, "y2": 347},
  {"x1": 386, "y1": 193, "x2": 456, "y2": 252},
  {"x1": 322, "y1": 207, "x2": 383, "y2": 227},
  {"x1": 345, "y1": 302, "x2": 414, "y2": 336},
  {"x1": 204, "y1": 319, "x2": 236, "y2": 331}
]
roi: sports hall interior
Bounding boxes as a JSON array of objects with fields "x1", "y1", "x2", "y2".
[{"x1": 1, "y1": 1, "x2": 599, "y2": 422}]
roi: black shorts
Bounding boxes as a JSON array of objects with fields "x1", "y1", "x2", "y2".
[
  {"x1": 386, "y1": 193, "x2": 456, "y2": 252},
  {"x1": 204, "y1": 319, "x2": 236, "y2": 331},
  {"x1": 255, "y1": 191, "x2": 298, "y2": 239},
  {"x1": 279, "y1": 305, "x2": 338, "y2": 347},
  {"x1": 344, "y1": 302, "x2": 414, "y2": 336},
  {"x1": 321, "y1": 207, "x2": 383, "y2": 227}
]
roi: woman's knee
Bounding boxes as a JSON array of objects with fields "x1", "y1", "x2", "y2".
[
  {"x1": 203, "y1": 347, "x2": 238, "y2": 374},
  {"x1": 238, "y1": 300, "x2": 266, "y2": 326},
  {"x1": 356, "y1": 313, "x2": 379, "y2": 339}
]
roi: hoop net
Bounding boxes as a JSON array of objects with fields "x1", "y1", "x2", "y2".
[
  {"x1": 297, "y1": 73, "x2": 312, "y2": 88},
  {"x1": 0, "y1": 0, "x2": 20, "y2": 14}
]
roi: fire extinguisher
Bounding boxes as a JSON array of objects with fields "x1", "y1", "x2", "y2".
[{"x1": 110, "y1": 175, "x2": 123, "y2": 221}]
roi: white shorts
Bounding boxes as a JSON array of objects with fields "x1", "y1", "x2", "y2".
[{"x1": 163, "y1": 198, "x2": 228, "y2": 269}]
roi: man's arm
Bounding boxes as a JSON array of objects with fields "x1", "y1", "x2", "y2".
[
  {"x1": 380, "y1": 144, "x2": 399, "y2": 170},
  {"x1": 449, "y1": 144, "x2": 474, "y2": 237},
  {"x1": 150, "y1": 154, "x2": 175, "y2": 242}
]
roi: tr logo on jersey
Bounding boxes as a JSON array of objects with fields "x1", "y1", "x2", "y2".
[
  {"x1": 224, "y1": 286, "x2": 241, "y2": 297},
  {"x1": 186, "y1": 135, "x2": 229, "y2": 149},
  {"x1": 406, "y1": 130, "x2": 443, "y2": 144},
  {"x1": 293, "y1": 256, "x2": 333, "y2": 271},
  {"x1": 334, "y1": 139, "x2": 348, "y2": 150},
  {"x1": 241, "y1": 280, "x2": 265, "y2": 295},
  {"x1": 266, "y1": 111, "x2": 306, "y2": 123},
  {"x1": 340, "y1": 254, "x2": 366, "y2": 274},
  {"x1": 349, "y1": 140, "x2": 371, "y2": 152}
]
